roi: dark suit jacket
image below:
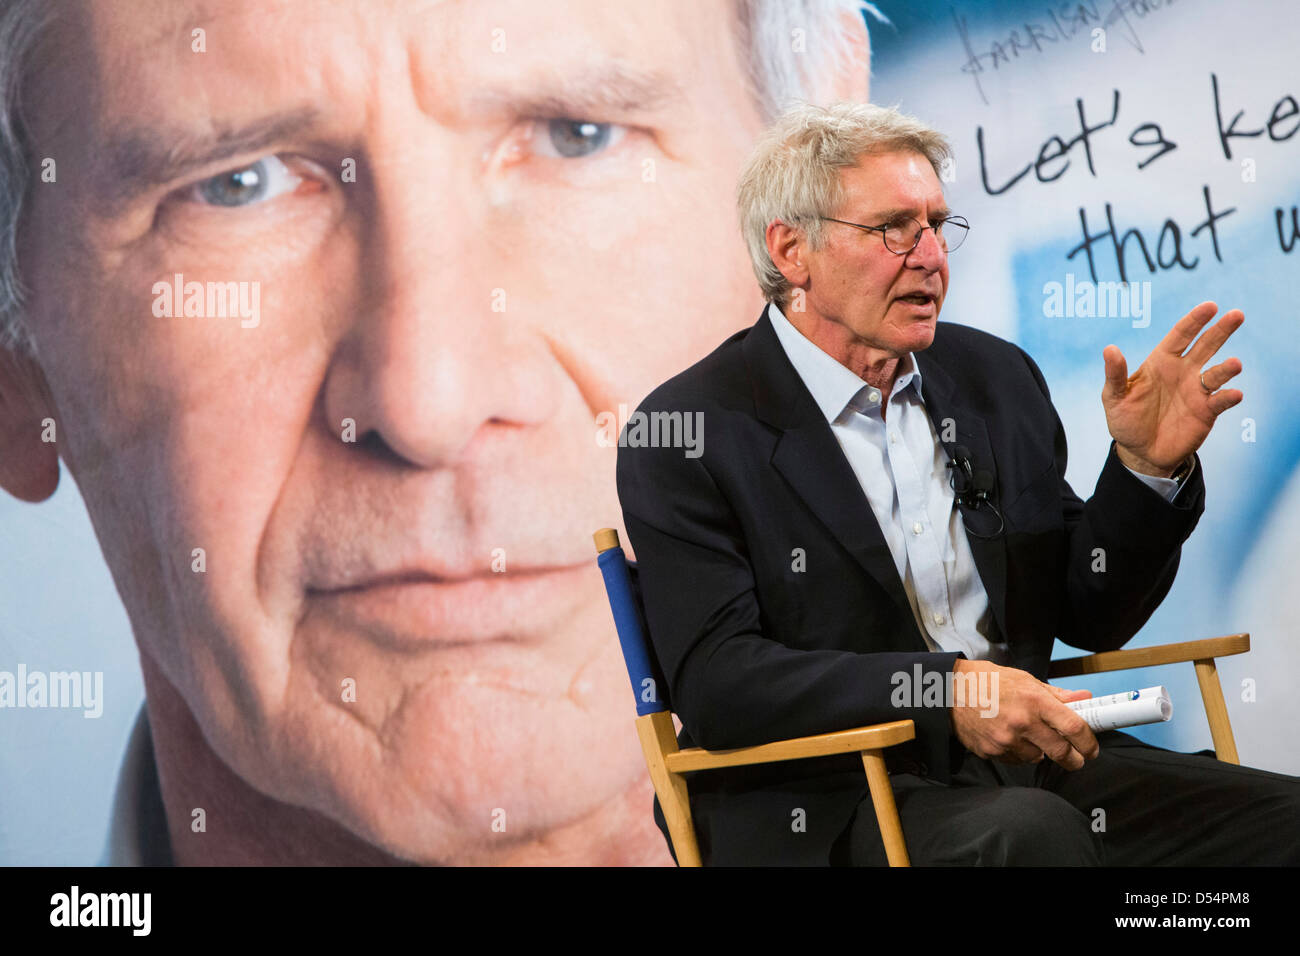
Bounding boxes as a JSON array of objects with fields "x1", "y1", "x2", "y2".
[{"x1": 615, "y1": 306, "x2": 1205, "y2": 866}]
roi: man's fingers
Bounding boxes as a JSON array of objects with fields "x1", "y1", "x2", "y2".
[
  {"x1": 1162, "y1": 301, "x2": 1219, "y2": 355},
  {"x1": 1042, "y1": 701, "x2": 1100, "y2": 764},
  {"x1": 1024, "y1": 722, "x2": 1086, "y2": 771},
  {"x1": 1200, "y1": 358, "x2": 1245, "y2": 416},
  {"x1": 1102, "y1": 345, "x2": 1128, "y2": 396},
  {"x1": 993, "y1": 738, "x2": 1047, "y2": 765},
  {"x1": 1208, "y1": 389, "x2": 1245, "y2": 416},
  {"x1": 1200, "y1": 356, "x2": 1243, "y2": 391},
  {"x1": 1048, "y1": 685, "x2": 1092, "y2": 704},
  {"x1": 1187, "y1": 308, "x2": 1245, "y2": 366},
  {"x1": 1043, "y1": 686, "x2": 1096, "y2": 767}
]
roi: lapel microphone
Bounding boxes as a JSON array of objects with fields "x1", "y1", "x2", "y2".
[
  {"x1": 945, "y1": 444, "x2": 979, "y2": 503},
  {"x1": 945, "y1": 444, "x2": 1005, "y2": 538}
]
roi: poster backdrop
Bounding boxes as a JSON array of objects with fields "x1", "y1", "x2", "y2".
[
  {"x1": 868, "y1": 0, "x2": 1299, "y2": 773},
  {"x1": 0, "y1": 0, "x2": 1295, "y2": 866}
]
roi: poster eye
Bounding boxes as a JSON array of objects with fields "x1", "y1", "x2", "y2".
[
  {"x1": 190, "y1": 155, "x2": 302, "y2": 207},
  {"x1": 534, "y1": 119, "x2": 627, "y2": 159}
]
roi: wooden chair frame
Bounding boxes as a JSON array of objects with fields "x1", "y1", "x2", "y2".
[{"x1": 597, "y1": 529, "x2": 1250, "y2": 867}]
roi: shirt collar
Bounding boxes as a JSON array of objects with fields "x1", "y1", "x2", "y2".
[
  {"x1": 766, "y1": 302, "x2": 923, "y2": 423},
  {"x1": 101, "y1": 704, "x2": 175, "y2": 866}
]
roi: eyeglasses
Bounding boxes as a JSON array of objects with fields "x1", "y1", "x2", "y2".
[{"x1": 820, "y1": 214, "x2": 970, "y2": 255}]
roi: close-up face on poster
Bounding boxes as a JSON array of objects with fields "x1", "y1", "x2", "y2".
[{"x1": 0, "y1": 0, "x2": 1295, "y2": 906}]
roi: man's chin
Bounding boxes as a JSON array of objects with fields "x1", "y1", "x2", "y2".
[
  {"x1": 276, "y1": 738, "x2": 576, "y2": 864},
  {"x1": 906, "y1": 317, "x2": 938, "y2": 351},
  {"x1": 264, "y1": 687, "x2": 638, "y2": 863}
]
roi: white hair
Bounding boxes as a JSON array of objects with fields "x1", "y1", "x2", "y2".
[
  {"x1": 0, "y1": 0, "x2": 884, "y2": 354},
  {"x1": 735, "y1": 0, "x2": 887, "y2": 122},
  {"x1": 736, "y1": 100, "x2": 952, "y2": 309},
  {"x1": 0, "y1": 0, "x2": 51, "y2": 353}
]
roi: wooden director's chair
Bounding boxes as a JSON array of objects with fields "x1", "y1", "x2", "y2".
[{"x1": 593, "y1": 527, "x2": 1250, "y2": 867}]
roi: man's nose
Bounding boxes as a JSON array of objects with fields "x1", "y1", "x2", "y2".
[
  {"x1": 905, "y1": 225, "x2": 947, "y2": 271},
  {"x1": 323, "y1": 203, "x2": 561, "y2": 469}
]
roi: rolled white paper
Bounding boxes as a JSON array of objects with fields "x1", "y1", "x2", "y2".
[{"x1": 1063, "y1": 686, "x2": 1172, "y2": 732}]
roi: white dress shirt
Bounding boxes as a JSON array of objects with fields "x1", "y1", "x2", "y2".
[{"x1": 766, "y1": 302, "x2": 1184, "y2": 662}]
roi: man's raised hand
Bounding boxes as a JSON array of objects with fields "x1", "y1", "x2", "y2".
[{"x1": 1102, "y1": 301, "x2": 1244, "y2": 477}]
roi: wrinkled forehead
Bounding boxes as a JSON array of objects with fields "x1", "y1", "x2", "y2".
[
  {"x1": 836, "y1": 149, "x2": 948, "y2": 219},
  {"x1": 26, "y1": 0, "x2": 745, "y2": 153}
]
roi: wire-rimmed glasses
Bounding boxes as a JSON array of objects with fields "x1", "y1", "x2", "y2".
[{"x1": 820, "y1": 214, "x2": 970, "y2": 255}]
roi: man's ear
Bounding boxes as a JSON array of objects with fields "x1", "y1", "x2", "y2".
[
  {"x1": 0, "y1": 344, "x2": 60, "y2": 502},
  {"x1": 765, "y1": 219, "x2": 809, "y2": 293},
  {"x1": 816, "y1": 7, "x2": 871, "y2": 104}
]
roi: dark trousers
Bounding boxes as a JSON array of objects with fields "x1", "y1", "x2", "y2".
[{"x1": 832, "y1": 732, "x2": 1300, "y2": 865}]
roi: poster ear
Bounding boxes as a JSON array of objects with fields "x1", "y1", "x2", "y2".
[{"x1": 0, "y1": 346, "x2": 60, "y2": 502}]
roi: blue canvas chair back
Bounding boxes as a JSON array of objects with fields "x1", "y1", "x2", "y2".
[{"x1": 594, "y1": 530, "x2": 669, "y2": 715}]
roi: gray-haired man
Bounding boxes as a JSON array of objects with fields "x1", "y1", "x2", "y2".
[{"x1": 618, "y1": 101, "x2": 1300, "y2": 866}]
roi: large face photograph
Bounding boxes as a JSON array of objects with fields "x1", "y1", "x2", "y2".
[{"x1": 1, "y1": 0, "x2": 1296, "y2": 877}]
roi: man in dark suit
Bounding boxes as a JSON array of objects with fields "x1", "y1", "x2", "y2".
[{"x1": 615, "y1": 102, "x2": 1299, "y2": 865}]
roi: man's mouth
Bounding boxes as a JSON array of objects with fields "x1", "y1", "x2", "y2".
[
  {"x1": 897, "y1": 293, "x2": 936, "y2": 306},
  {"x1": 304, "y1": 564, "x2": 593, "y2": 650}
]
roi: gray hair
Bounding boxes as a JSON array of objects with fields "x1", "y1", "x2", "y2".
[
  {"x1": 0, "y1": 0, "x2": 884, "y2": 354},
  {"x1": 734, "y1": 0, "x2": 886, "y2": 123},
  {"x1": 0, "y1": 0, "x2": 51, "y2": 353},
  {"x1": 737, "y1": 100, "x2": 952, "y2": 310}
]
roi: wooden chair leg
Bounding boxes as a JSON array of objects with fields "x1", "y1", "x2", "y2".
[
  {"x1": 861, "y1": 749, "x2": 910, "y2": 867},
  {"x1": 636, "y1": 712, "x2": 703, "y2": 866},
  {"x1": 1193, "y1": 657, "x2": 1240, "y2": 765}
]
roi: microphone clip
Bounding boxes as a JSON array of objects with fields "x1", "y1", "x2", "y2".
[{"x1": 945, "y1": 444, "x2": 1004, "y2": 539}]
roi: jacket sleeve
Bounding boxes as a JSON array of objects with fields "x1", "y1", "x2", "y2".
[
  {"x1": 1019, "y1": 348, "x2": 1206, "y2": 653},
  {"x1": 616, "y1": 407, "x2": 962, "y2": 772}
]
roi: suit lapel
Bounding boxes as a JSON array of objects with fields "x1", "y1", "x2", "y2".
[
  {"x1": 913, "y1": 348, "x2": 1010, "y2": 643},
  {"x1": 743, "y1": 311, "x2": 918, "y2": 630},
  {"x1": 743, "y1": 309, "x2": 1011, "y2": 647}
]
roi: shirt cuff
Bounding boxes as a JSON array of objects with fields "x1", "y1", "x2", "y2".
[{"x1": 1123, "y1": 455, "x2": 1193, "y2": 503}]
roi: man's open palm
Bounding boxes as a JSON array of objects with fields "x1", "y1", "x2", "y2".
[{"x1": 1102, "y1": 301, "x2": 1244, "y2": 475}]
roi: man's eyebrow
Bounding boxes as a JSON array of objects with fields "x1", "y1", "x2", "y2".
[
  {"x1": 91, "y1": 64, "x2": 684, "y2": 211},
  {"x1": 860, "y1": 207, "x2": 907, "y2": 223},
  {"x1": 466, "y1": 63, "x2": 687, "y2": 117},
  {"x1": 861, "y1": 205, "x2": 953, "y2": 223},
  {"x1": 94, "y1": 106, "x2": 323, "y2": 210}
]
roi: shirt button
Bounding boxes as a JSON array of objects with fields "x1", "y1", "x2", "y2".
[
  {"x1": 912, "y1": 521, "x2": 923, "y2": 535},
  {"x1": 932, "y1": 612, "x2": 946, "y2": 626},
  {"x1": 890, "y1": 432, "x2": 898, "y2": 444},
  {"x1": 867, "y1": 389, "x2": 880, "y2": 404}
]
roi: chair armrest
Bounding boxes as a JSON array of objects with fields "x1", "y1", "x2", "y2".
[
  {"x1": 663, "y1": 720, "x2": 915, "y2": 774},
  {"x1": 1048, "y1": 633, "x2": 1250, "y2": 678}
]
